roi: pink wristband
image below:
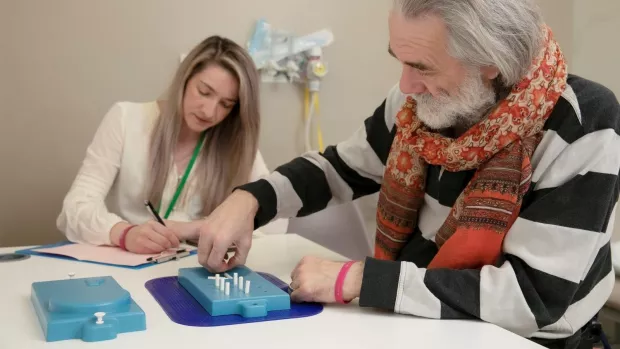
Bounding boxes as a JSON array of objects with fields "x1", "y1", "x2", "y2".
[
  {"x1": 118, "y1": 225, "x2": 136, "y2": 251},
  {"x1": 335, "y1": 261, "x2": 356, "y2": 304}
]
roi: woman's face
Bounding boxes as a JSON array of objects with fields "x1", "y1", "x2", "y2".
[{"x1": 182, "y1": 64, "x2": 239, "y2": 134}]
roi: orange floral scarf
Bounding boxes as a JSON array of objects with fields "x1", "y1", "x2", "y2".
[{"x1": 374, "y1": 27, "x2": 567, "y2": 269}]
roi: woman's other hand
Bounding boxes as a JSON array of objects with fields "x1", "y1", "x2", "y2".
[{"x1": 165, "y1": 220, "x2": 202, "y2": 241}]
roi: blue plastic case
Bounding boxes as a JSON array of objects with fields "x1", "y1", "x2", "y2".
[{"x1": 31, "y1": 276, "x2": 146, "y2": 342}]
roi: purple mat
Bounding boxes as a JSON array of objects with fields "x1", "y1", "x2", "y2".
[{"x1": 145, "y1": 272, "x2": 323, "y2": 326}]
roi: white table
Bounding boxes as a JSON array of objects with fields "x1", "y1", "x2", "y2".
[{"x1": 0, "y1": 234, "x2": 544, "y2": 349}]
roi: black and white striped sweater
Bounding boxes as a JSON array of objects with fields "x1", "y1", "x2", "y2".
[{"x1": 239, "y1": 74, "x2": 620, "y2": 343}]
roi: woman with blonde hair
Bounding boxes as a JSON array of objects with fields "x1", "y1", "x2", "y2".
[{"x1": 57, "y1": 36, "x2": 286, "y2": 254}]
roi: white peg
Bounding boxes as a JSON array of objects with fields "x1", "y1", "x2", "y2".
[
  {"x1": 68, "y1": 272, "x2": 75, "y2": 279},
  {"x1": 234, "y1": 273, "x2": 238, "y2": 286},
  {"x1": 220, "y1": 279, "x2": 225, "y2": 291},
  {"x1": 225, "y1": 282, "x2": 230, "y2": 295},
  {"x1": 239, "y1": 276, "x2": 244, "y2": 291},
  {"x1": 215, "y1": 274, "x2": 220, "y2": 287},
  {"x1": 94, "y1": 312, "x2": 106, "y2": 325},
  {"x1": 245, "y1": 280, "x2": 251, "y2": 294}
]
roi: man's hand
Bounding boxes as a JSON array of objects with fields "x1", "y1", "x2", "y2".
[
  {"x1": 124, "y1": 221, "x2": 180, "y2": 254},
  {"x1": 289, "y1": 256, "x2": 364, "y2": 303},
  {"x1": 198, "y1": 190, "x2": 259, "y2": 272}
]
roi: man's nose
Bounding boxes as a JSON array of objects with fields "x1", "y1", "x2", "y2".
[{"x1": 399, "y1": 66, "x2": 428, "y2": 95}]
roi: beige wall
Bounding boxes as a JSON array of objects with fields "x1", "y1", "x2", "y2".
[
  {"x1": 572, "y1": 0, "x2": 620, "y2": 240},
  {"x1": 0, "y1": 0, "x2": 614, "y2": 247},
  {"x1": 573, "y1": 0, "x2": 620, "y2": 96},
  {"x1": 537, "y1": 0, "x2": 574, "y2": 64},
  {"x1": 1, "y1": 1, "x2": 12, "y2": 245},
  {"x1": 0, "y1": 0, "x2": 400, "y2": 247},
  {"x1": 1, "y1": 0, "x2": 7, "y2": 127}
]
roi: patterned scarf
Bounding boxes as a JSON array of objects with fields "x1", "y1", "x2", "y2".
[{"x1": 374, "y1": 27, "x2": 567, "y2": 269}]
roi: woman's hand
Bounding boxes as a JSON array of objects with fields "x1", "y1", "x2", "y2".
[
  {"x1": 124, "y1": 221, "x2": 180, "y2": 254},
  {"x1": 289, "y1": 256, "x2": 364, "y2": 304}
]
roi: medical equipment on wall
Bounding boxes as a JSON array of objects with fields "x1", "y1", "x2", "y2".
[{"x1": 247, "y1": 19, "x2": 333, "y2": 153}]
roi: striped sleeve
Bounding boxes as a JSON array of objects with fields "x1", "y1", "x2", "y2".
[
  {"x1": 238, "y1": 84, "x2": 404, "y2": 227},
  {"x1": 359, "y1": 78, "x2": 620, "y2": 340}
]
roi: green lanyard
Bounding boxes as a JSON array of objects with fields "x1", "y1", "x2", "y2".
[{"x1": 159, "y1": 131, "x2": 207, "y2": 219}]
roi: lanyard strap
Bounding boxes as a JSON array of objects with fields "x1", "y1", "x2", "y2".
[{"x1": 159, "y1": 132, "x2": 207, "y2": 219}]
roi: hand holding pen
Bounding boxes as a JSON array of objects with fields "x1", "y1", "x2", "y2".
[
  {"x1": 142, "y1": 200, "x2": 232, "y2": 261},
  {"x1": 116, "y1": 201, "x2": 180, "y2": 255},
  {"x1": 146, "y1": 200, "x2": 237, "y2": 254},
  {"x1": 119, "y1": 220, "x2": 180, "y2": 255}
]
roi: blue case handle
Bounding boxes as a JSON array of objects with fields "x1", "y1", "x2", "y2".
[{"x1": 238, "y1": 300, "x2": 268, "y2": 318}]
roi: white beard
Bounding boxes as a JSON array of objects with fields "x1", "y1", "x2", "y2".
[{"x1": 411, "y1": 69, "x2": 497, "y2": 130}]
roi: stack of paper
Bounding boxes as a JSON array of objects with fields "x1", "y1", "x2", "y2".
[{"x1": 33, "y1": 243, "x2": 196, "y2": 267}]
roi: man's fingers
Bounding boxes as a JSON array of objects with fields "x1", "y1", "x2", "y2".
[
  {"x1": 226, "y1": 251, "x2": 245, "y2": 269},
  {"x1": 195, "y1": 191, "x2": 257, "y2": 272},
  {"x1": 290, "y1": 289, "x2": 301, "y2": 303},
  {"x1": 289, "y1": 278, "x2": 300, "y2": 291},
  {"x1": 207, "y1": 259, "x2": 228, "y2": 273},
  {"x1": 290, "y1": 259, "x2": 303, "y2": 281},
  {"x1": 206, "y1": 237, "x2": 230, "y2": 272},
  {"x1": 227, "y1": 237, "x2": 251, "y2": 268},
  {"x1": 290, "y1": 288, "x2": 311, "y2": 303},
  {"x1": 197, "y1": 230, "x2": 214, "y2": 269}
]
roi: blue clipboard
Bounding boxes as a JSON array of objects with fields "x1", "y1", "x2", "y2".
[{"x1": 14, "y1": 241, "x2": 197, "y2": 270}]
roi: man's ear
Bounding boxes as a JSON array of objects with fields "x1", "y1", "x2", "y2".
[{"x1": 481, "y1": 66, "x2": 500, "y2": 80}]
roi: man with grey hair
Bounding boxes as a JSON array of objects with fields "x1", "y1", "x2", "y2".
[{"x1": 194, "y1": 1, "x2": 620, "y2": 348}]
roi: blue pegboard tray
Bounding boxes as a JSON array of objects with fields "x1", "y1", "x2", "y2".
[
  {"x1": 178, "y1": 266, "x2": 291, "y2": 318},
  {"x1": 145, "y1": 272, "x2": 323, "y2": 326}
]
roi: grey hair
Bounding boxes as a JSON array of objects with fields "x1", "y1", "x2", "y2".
[{"x1": 393, "y1": 0, "x2": 545, "y2": 87}]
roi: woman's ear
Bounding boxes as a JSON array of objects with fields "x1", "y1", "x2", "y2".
[{"x1": 481, "y1": 66, "x2": 500, "y2": 80}]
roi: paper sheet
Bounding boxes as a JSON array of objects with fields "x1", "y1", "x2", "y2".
[{"x1": 34, "y1": 243, "x2": 196, "y2": 267}]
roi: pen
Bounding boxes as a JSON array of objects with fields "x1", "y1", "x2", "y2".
[
  {"x1": 150, "y1": 254, "x2": 177, "y2": 264},
  {"x1": 144, "y1": 200, "x2": 166, "y2": 226},
  {"x1": 152, "y1": 251, "x2": 189, "y2": 263},
  {"x1": 146, "y1": 248, "x2": 187, "y2": 262},
  {"x1": 144, "y1": 200, "x2": 189, "y2": 263}
]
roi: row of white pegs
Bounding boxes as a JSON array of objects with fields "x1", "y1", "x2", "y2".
[{"x1": 208, "y1": 273, "x2": 250, "y2": 296}]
